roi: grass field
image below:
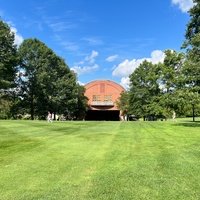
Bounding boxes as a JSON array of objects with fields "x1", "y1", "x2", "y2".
[{"x1": 0, "y1": 119, "x2": 200, "y2": 200}]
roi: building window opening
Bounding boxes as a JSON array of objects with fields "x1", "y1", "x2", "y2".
[
  {"x1": 92, "y1": 95, "x2": 101, "y2": 102},
  {"x1": 104, "y1": 95, "x2": 112, "y2": 102}
]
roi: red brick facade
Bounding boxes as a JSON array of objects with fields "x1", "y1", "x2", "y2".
[{"x1": 85, "y1": 80, "x2": 125, "y2": 111}]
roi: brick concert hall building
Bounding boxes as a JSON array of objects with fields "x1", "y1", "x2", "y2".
[{"x1": 84, "y1": 80, "x2": 125, "y2": 120}]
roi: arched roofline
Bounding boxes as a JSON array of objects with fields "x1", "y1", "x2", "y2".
[{"x1": 85, "y1": 79, "x2": 125, "y2": 92}]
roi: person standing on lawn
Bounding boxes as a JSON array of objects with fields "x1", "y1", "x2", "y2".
[{"x1": 47, "y1": 111, "x2": 52, "y2": 123}]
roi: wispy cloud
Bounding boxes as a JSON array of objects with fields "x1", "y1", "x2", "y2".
[
  {"x1": 71, "y1": 64, "x2": 99, "y2": 75},
  {"x1": 41, "y1": 9, "x2": 83, "y2": 33},
  {"x1": 52, "y1": 34, "x2": 80, "y2": 52},
  {"x1": 106, "y1": 54, "x2": 119, "y2": 62},
  {"x1": 71, "y1": 50, "x2": 99, "y2": 76},
  {"x1": 59, "y1": 41, "x2": 79, "y2": 51},
  {"x1": 172, "y1": 0, "x2": 194, "y2": 13},
  {"x1": 103, "y1": 38, "x2": 156, "y2": 60},
  {"x1": 74, "y1": 50, "x2": 99, "y2": 65},
  {"x1": 85, "y1": 50, "x2": 99, "y2": 64},
  {"x1": 47, "y1": 21, "x2": 77, "y2": 32},
  {"x1": 82, "y1": 37, "x2": 103, "y2": 45},
  {"x1": 36, "y1": 11, "x2": 83, "y2": 53}
]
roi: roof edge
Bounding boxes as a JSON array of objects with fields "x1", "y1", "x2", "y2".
[{"x1": 85, "y1": 79, "x2": 125, "y2": 91}]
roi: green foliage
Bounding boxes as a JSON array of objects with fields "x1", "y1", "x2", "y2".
[
  {"x1": 158, "y1": 51, "x2": 185, "y2": 117},
  {"x1": 17, "y1": 38, "x2": 87, "y2": 120},
  {"x1": 125, "y1": 50, "x2": 199, "y2": 120},
  {"x1": 129, "y1": 60, "x2": 161, "y2": 119},
  {"x1": 0, "y1": 20, "x2": 18, "y2": 90},
  {"x1": 184, "y1": 0, "x2": 200, "y2": 49},
  {"x1": 176, "y1": 90, "x2": 200, "y2": 121},
  {"x1": 72, "y1": 84, "x2": 88, "y2": 120},
  {"x1": 0, "y1": 20, "x2": 19, "y2": 119},
  {"x1": 183, "y1": 0, "x2": 200, "y2": 93},
  {"x1": 159, "y1": 50, "x2": 185, "y2": 92},
  {"x1": 0, "y1": 97, "x2": 12, "y2": 119},
  {"x1": 17, "y1": 38, "x2": 53, "y2": 119},
  {"x1": 116, "y1": 91, "x2": 129, "y2": 115}
]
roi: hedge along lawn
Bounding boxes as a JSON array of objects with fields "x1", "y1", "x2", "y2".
[{"x1": 0, "y1": 120, "x2": 199, "y2": 200}]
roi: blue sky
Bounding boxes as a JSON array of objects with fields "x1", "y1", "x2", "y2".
[{"x1": 0, "y1": 0, "x2": 194, "y2": 88}]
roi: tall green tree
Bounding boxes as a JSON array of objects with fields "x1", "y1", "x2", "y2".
[
  {"x1": 159, "y1": 50, "x2": 184, "y2": 93},
  {"x1": 128, "y1": 51, "x2": 185, "y2": 120},
  {"x1": 158, "y1": 50, "x2": 185, "y2": 117},
  {"x1": 18, "y1": 38, "x2": 80, "y2": 120},
  {"x1": 184, "y1": 0, "x2": 200, "y2": 48},
  {"x1": 0, "y1": 20, "x2": 18, "y2": 90},
  {"x1": 182, "y1": 0, "x2": 200, "y2": 93},
  {"x1": 0, "y1": 20, "x2": 19, "y2": 119},
  {"x1": 181, "y1": 0, "x2": 200, "y2": 120},
  {"x1": 129, "y1": 60, "x2": 161, "y2": 120},
  {"x1": 18, "y1": 39, "x2": 51, "y2": 119},
  {"x1": 175, "y1": 90, "x2": 200, "y2": 121}
]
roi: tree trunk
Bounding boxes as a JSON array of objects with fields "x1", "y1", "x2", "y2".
[
  {"x1": 31, "y1": 93, "x2": 34, "y2": 120},
  {"x1": 192, "y1": 104, "x2": 195, "y2": 122}
]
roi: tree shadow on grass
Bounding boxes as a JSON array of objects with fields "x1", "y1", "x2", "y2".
[{"x1": 173, "y1": 121, "x2": 200, "y2": 128}]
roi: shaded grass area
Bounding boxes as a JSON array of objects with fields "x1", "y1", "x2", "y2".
[{"x1": 0, "y1": 120, "x2": 199, "y2": 199}]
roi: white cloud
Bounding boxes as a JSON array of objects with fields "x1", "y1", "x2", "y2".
[
  {"x1": 71, "y1": 64, "x2": 99, "y2": 75},
  {"x1": 113, "y1": 50, "x2": 165, "y2": 89},
  {"x1": 10, "y1": 26, "x2": 24, "y2": 46},
  {"x1": 106, "y1": 54, "x2": 119, "y2": 62},
  {"x1": 85, "y1": 50, "x2": 99, "y2": 64},
  {"x1": 172, "y1": 0, "x2": 194, "y2": 13},
  {"x1": 75, "y1": 50, "x2": 99, "y2": 66},
  {"x1": 120, "y1": 77, "x2": 131, "y2": 90},
  {"x1": 77, "y1": 81, "x2": 85, "y2": 86},
  {"x1": 6, "y1": 21, "x2": 23, "y2": 46},
  {"x1": 72, "y1": 50, "x2": 99, "y2": 76},
  {"x1": 112, "y1": 50, "x2": 165, "y2": 78},
  {"x1": 150, "y1": 50, "x2": 165, "y2": 64},
  {"x1": 112, "y1": 59, "x2": 141, "y2": 78}
]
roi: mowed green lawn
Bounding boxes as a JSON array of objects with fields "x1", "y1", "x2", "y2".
[{"x1": 0, "y1": 120, "x2": 199, "y2": 200}]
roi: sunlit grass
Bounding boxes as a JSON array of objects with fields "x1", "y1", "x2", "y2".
[{"x1": 0, "y1": 120, "x2": 199, "y2": 199}]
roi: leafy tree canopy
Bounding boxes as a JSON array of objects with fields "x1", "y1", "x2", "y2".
[{"x1": 0, "y1": 20, "x2": 18, "y2": 90}]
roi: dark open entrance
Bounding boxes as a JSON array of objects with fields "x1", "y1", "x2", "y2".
[{"x1": 85, "y1": 110, "x2": 120, "y2": 121}]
